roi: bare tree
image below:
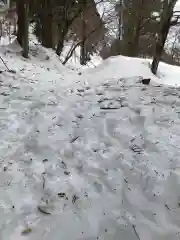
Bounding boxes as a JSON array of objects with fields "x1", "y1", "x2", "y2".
[
  {"x1": 16, "y1": 0, "x2": 24, "y2": 46},
  {"x1": 80, "y1": 0, "x2": 86, "y2": 65},
  {"x1": 55, "y1": 0, "x2": 83, "y2": 56},
  {"x1": 114, "y1": 0, "x2": 161, "y2": 57},
  {"x1": 22, "y1": 0, "x2": 29, "y2": 58},
  {"x1": 151, "y1": 0, "x2": 178, "y2": 74}
]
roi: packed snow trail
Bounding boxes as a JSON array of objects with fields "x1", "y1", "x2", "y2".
[{"x1": 1, "y1": 51, "x2": 180, "y2": 239}]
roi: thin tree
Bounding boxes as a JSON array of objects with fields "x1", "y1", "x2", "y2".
[
  {"x1": 16, "y1": 0, "x2": 24, "y2": 46},
  {"x1": 151, "y1": 0, "x2": 178, "y2": 74},
  {"x1": 114, "y1": 0, "x2": 161, "y2": 57},
  {"x1": 22, "y1": 0, "x2": 29, "y2": 58},
  {"x1": 56, "y1": 0, "x2": 83, "y2": 56},
  {"x1": 80, "y1": 0, "x2": 86, "y2": 65},
  {"x1": 41, "y1": 0, "x2": 54, "y2": 48}
]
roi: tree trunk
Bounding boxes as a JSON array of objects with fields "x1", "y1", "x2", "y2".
[
  {"x1": 16, "y1": 0, "x2": 25, "y2": 46},
  {"x1": 56, "y1": 26, "x2": 68, "y2": 56},
  {"x1": 127, "y1": 17, "x2": 141, "y2": 57},
  {"x1": 151, "y1": 21, "x2": 171, "y2": 74},
  {"x1": 22, "y1": 0, "x2": 29, "y2": 58},
  {"x1": 80, "y1": 40, "x2": 86, "y2": 65},
  {"x1": 80, "y1": 1, "x2": 86, "y2": 65},
  {"x1": 41, "y1": 14, "x2": 53, "y2": 48},
  {"x1": 41, "y1": 0, "x2": 54, "y2": 48},
  {"x1": 151, "y1": 0, "x2": 177, "y2": 74}
]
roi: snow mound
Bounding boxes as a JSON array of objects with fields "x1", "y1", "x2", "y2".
[
  {"x1": 83, "y1": 55, "x2": 180, "y2": 87},
  {"x1": 0, "y1": 47, "x2": 180, "y2": 239}
]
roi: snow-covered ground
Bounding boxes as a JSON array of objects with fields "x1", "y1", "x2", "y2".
[{"x1": 1, "y1": 42, "x2": 180, "y2": 240}]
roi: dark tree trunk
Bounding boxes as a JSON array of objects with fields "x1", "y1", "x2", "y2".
[
  {"x1": 127, "y1": 17, "x2": 141, "y2": 57},
  {"x1": 16, "y1": 0, "x2": 25, "y2": 46},
  {"x1": 80, "y1": 1, "x2": 86, "y2": 65},
  {"x1": 56, "y1": 26, "x2": 68, "y2": 56},
  {"x1": 151, "y1": 20, "x2": 171, "y2": 74},
  {"x1": 80, "y1": 39, "x2": 86, "y2": 65},
  {"x1": 41, "y1": 14, "x2": 53, "y2": 48},
  {"x1": 151, "y1": 0, "x2": 177, "y2": 74},
  {"x1": 41, "y1": 0, "x2": 54, "y2": 48},
  {"x1": 22, "y1": 0, "x2": 29, "y2": 58}
]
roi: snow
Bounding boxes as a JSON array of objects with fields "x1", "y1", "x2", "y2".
[
  {"x1": 1, "y1": 40, "x2": 180, "y2": 240},
  {"x1": 83, "y1": 55, "x2": 180, "y2": 87},
  {"x1": 60, "y1": 41, "x2": 102, "y2": 71}
]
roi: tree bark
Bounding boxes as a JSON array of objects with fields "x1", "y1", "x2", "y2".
[
  {"x1": 22, "y1": 0, "x2": 29, "y2": 58},
  {"x1": 127, "y1": 14, "x2": 142, "y2": 57},
  {"x1": 41, "y1": 0, "x2": 54, "y2": 48},
  {"x1": 151, "y1": 0, "x2": 178, "y2": 74},
  {"x1": 16, "y1": 0, "x2": 25, "y2": 46},
  {"x1": 80, "y1": 0, "x2": 86, "y2": 65},
  {"x1": 56, "y1": 26, "x2": 68, "y2": 56}
]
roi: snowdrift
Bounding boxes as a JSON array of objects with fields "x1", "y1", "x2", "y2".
[
  {"x1": 0, "y1": 43, "x2": 180, "y2": 240},
  {"x1": 83, "y1": 55, "x2": 180, "y2": 87}
]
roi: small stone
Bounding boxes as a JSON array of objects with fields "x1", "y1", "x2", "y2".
[
  {"x1": 58, "y1": 192, "x2": 66, "y2": 198},
  {"x1": 3, "y1": 166, "x2": 7, "y2": 171},
  {"x1": 45, "y1": 55, "x2": 50, "y2": 60},
  {"x1": 72, "y1": 194, "x2": 79, "y2": 204},
  {"x1": 42, "y1": 159, "x2": 48, "y2": 162},
  {"x1": 142, "y1": 78, "x2": 150, "y2": 85},
  {"x1": 130, "y1": 144, "x2": 143, "y2": 154}
]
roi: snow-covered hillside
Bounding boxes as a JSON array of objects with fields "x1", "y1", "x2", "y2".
[{"x1": 1, "y1": 42, "x2": 180, "y2": 240}]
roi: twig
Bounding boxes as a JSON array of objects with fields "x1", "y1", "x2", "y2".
[
  {"x1": 0, "y1": 55, "x2": 10, "y2": 71},
  {"x1": 70, "y1": 136, "x2": 79, "y2": 143},
  {"x1": 42, "y1": 173, "x2": 45, "y2": 190},
  {"x1": 63, "y1": 25, "x2": 102, "y2": 65},
  {"x1": 37, "y1": 205, "x2": 51, "y2": 215},
  {"x1": 0, "y1": 55, "x2": 16, "y2": 73},
  {"x1": 100, "y1": 107, "x2": 120, "y2": 110},
  {"x1": 165, "y1": 203, "x2": 170, "y2": 210},
  {"x1": 132, "y1": 225, "x2": 141, "y2": 240}
]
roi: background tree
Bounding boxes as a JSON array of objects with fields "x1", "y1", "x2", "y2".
[
  {"x1": 16, "y1": 0, "x2": 24, "y2": 46},
  {"x1": 22, "y1": 0, "x2": 29, "y2": 58},
  {"x1": 151, "y1": 0, "x2": 179, "y2": 74},
  {"x1": 16, "y1": 0, "x2": 29, "y2": 58},
  {"x1": 80, "y1": 0, "x2": 86, "y2": 65}
]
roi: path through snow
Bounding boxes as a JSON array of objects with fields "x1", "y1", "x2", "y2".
[{"x1": 0, "y1": 55, "x2": 180, "y2": 239}]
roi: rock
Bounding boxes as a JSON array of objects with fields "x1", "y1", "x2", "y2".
[
  {"x1": 130, "y1": 144, "x2": 143, "y2": 154},
  {"x1": 142, "y1": 78, "x2": 150, "y2": 85},
  {"x1": 58, "y1": 192, "x2": 66, "y2": 198},
  {"x1": 45, "y1": 55, "x2": 50, "y2": 60},
  {"x1": 72, "y1": 194, "x2": 79, "y2": 204}
]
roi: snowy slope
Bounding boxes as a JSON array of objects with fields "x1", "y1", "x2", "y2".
[
  {"x1": 60, "y1": 41, "x2": 102, "y2": 70},
  {"x1": 1, "y1": 43, "x2": 180, "y2": 240}
]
